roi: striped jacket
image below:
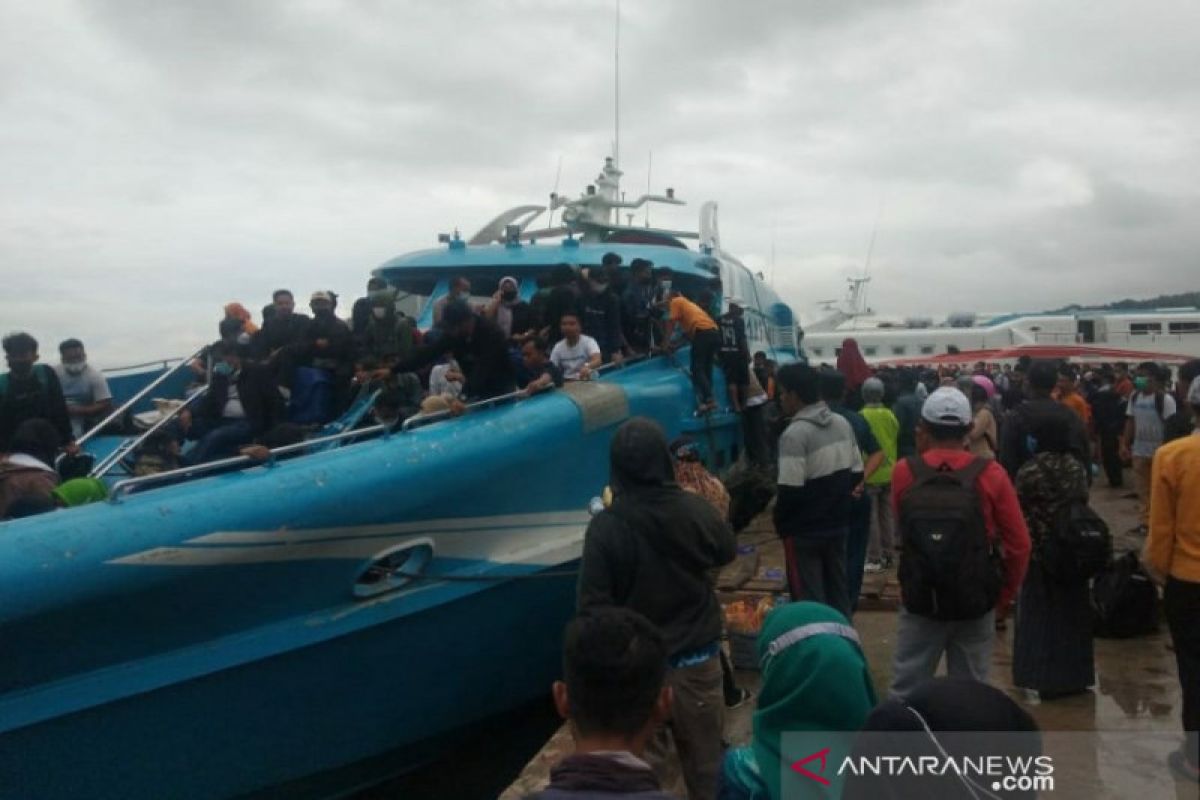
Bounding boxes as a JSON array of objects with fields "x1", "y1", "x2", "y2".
[{"x1": 773, "y1": 402, "x2": 864, "y2": 539}]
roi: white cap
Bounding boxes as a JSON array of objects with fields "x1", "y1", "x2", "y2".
[
  {"x1": 921, "y1": 387, "x2": 972, "y2": 426},
  {"x1": 1188, "y1": 376, "x2": 1200, "y2": 406}
]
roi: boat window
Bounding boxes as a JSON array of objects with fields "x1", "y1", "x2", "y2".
[
  {"x1": 892, "y1": 346, "x2": 907, "y2": 356},
  {"x1": 810, "y1": 347, "x2": 822, "y2": 357},
  {"x1": 1130, "y1": 322, "x2": 1162, "y2": 335},
  {"x1": 1168, "y1": 322, "x2": 1200, "y2": 334},
  {"x1": 863, "y1": 346, "x2": 878, "y2": 357},
  {"x1": 920, "y1": 345, "x2": 935, "y2": 355}
]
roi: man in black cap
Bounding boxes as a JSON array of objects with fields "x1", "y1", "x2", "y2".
[{"x1": 578, "y1": 418, "x2": 736, "y2": 800}]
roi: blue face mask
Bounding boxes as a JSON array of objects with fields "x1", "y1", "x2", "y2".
[{"x1": 213, "y1": 362, "x2": 234, "y2": 377}]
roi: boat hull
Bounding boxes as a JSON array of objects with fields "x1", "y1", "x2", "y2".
[{"x1": 0, "y1": 356, "x2": 751, "y2": 798}]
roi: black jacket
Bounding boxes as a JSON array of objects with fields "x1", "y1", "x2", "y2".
[
  {"x1": 391, "y1": 315, "x2": 516, "y2": 401},
  {"x1": 1000, "y1": 397, "x2": 1090, "y2": 478},
  {"x1": 0, "y1": 365, "x2": 74, "y2": 449},
  {"x1": 577, "y1": 419, "x2": 736, "y2": 658},
  {"x1": 579, "y1": 288, "x2": 622, "y2": 357},
  {"x1": 253, "y1": 313, "x2": 311, "y2": 359},
  {"x1": 198, "y1": 363, "x2": 281, "y2": 435},
  {"x1": 302, "y1": 313, "x2": 355, "y2": 372}
]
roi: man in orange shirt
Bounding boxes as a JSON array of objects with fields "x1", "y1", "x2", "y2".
[
  {"x1": 1056, "y1": 365, "x2": 1092, "y2": 427},
  {"x1": 1146, "y1": 375, "x2": 1200, "y2": 783},
  {"x1": 663, "y1": 289, "x2": 721, "y2": 414}
]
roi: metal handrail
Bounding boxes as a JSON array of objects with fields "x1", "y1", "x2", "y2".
[
  {"x1": 77, "y1": 347, "x2": 205, "y2": 447},
  {"x1": 102, "y1": 357, "x2": 186, "y2": 375},
  {"x1": 108, "y1": 422, "x2": 390, "y2": 500},
  {"x1": 108, "y1": 352, "x2": 663, "y2": 495},
  {"x1": 91, "y1": 385, "x2": 210, "y2": 478}
]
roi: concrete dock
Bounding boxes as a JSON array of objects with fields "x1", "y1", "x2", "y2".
[{"x1": 500, "y1": 479, "x2": 1192, "y2": 799}]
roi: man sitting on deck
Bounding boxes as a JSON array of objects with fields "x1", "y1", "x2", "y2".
[
  {"x1": 54, "y1": 338, "x2": 113, "y2": 439},
  {"x1": 524, "y1": 608, "x2": 675, "y2": 800},
  {"x1": 184, "y1": 341, "x2": 282, "y2": 465}
]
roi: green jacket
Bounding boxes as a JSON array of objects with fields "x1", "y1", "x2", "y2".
[{"x1": 861, "y1": 404, "x2": 899, "y2": 485}]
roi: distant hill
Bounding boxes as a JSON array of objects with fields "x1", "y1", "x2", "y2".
[{"x1": 1050, "y1": 290, "x2": 1200, "y2": 313}]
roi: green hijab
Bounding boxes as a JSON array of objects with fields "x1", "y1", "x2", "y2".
[
  {"x1": 752, "y1": 602, "x2": 878, "y2": 799},
  {"x1": 51, "y1": 477, "x2": 108, "y2": 507}
]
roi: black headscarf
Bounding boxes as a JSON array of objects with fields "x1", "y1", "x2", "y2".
[
  {"x1": 843, "y1": 678, "x2": 1041, "y2": 800},
  {"x1": 609, "y1": 417, "x2": 676, "y2": 496}
]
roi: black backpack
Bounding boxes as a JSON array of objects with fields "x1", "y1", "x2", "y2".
[
  {"x1": 1041, "y1": 501, "x2": 1112, "y2": 583},
  {"x1": 1092, "y1": 551, "x2": 1159, "y2": 638},
  {"x1": 898, "y1": 457, "x2": 1004, "y2": 620}
]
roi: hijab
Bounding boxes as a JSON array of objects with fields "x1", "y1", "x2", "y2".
[
  {"x1": 609, "y1": 418, "x2": 675, "y2": 497},
  {"x1": 495, "y1": 276, "x2": 519, "y2": 337},
  {"x1": 837, "y1": 338, "x2": 872, "y2": 392},
  {"x1": 844, "y1": 678, "x2": 1040, "y2": 800},
  {"x1": 753, "y1": 602, "x2": 877, "y2": 800},
  {"x1": 223, "y1": 302, "x2": 259, "y2": 335}
]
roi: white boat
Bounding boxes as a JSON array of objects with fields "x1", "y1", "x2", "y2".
[{"x1": 803, "y1": 277, "x2": 1200, "y2": 365}]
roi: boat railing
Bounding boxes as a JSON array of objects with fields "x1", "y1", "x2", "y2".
[
  {"x1": 107, "y1": 351, "x2": 659, "y2": 498},
  {"x1": 108, "y1": 422, "x2": 392, "y2": 500},
  {"x1": 400, "y1": 352, "x2": 653, "y2": 432},
  {"x1": 77, "y1": 347, "x2": 205, "y2": 448},
  {"x1": 91, "y1": 385, "x2": 210, "y2": 478},
  {"x1": 101, "y1": 356, "x2": 187, "y2": 376}
]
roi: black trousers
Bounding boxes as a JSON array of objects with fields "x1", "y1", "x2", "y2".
[
  {"x1": 1099, "y1": 431, "x2": 1124, "y2": 488},
  {"x1": 741, "y1": 404, "x2": 771, "y2": 467},
  {"x1": 1166, "y1": 577, "x2": 1200, "y2": 764},
  {"x1": 782, "y1": 533, "x2": 850, "y2": 617},
  {"x1": 690, "y1": 329, "x2": 721, "y2": 406}
]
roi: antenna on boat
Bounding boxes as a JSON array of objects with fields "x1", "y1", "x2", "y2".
[
  {"x1": 547, "y1": 154, "x2": 564, "y2": 229},
  {"x1": 645, "y1": 149, "x2": 652, "y2": 227},
  {"x1": 858, "y1": 197, "x2": 884, "y2": 314},
  {"x1": 613, "y1": 0, "x2": 621, "y2": 173}
]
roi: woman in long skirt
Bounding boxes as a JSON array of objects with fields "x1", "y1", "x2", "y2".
[{"x1": 1012, "y1": 420, "x2": 1095, "y2": 699}]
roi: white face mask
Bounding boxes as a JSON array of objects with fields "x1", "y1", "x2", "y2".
[
  {"x1": 64, "y1": 361, "x2": 87, "y2": 376},
  {"x1": 372, "y1": 307, "x2": 387, "y2": 319}
]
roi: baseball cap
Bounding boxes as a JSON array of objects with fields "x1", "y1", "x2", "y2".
[{"x1": 921, "y1": 387, "x2": 972, "y2": 426}]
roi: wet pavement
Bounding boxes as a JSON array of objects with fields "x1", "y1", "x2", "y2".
[{"x1": 502, "y1": 474, "x2": 1194, "y2": 798}]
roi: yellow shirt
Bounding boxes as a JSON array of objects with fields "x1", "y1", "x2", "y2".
[
  {"x1": 1147, "y1": 432, "x2": 1200, "y2": 582},
  {"x1": 668, "y1": 296, "x2": 718, "y2": 337}
]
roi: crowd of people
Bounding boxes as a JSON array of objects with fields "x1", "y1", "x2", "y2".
[
  {"x1": 1, "y1": 254, "x2": 782, "y2": 519},
  {"x1": 534, "y1": 342, "x2": 1200, "y2": 797},
  {"x1": 5, "y1": 271, "x2": 1198, "y2": 792}
]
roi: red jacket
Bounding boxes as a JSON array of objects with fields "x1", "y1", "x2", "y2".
[{"x1": 892, "y1": 448, "x2": 1031, "y2": 611}]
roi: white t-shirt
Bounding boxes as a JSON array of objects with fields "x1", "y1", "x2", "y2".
[
  {"x1": 430, "y1": 361, "x2": 464, "y2": 399},
  {"x1": 223, "y1": 377, "x2": 247, "y2": 419},
  {"x1": 1127, "y1": 391, "x2": 1177, "y2": 458},
  {"x1": 550, "y1": 335, "x2": 601, "y2": 380},
  {"x1": 54, "y1": 363, "x2": 112, "y2": 407}
]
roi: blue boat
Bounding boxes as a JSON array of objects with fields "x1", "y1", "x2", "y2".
[{"x1": 0, "y1": 159, "x2": 800, "y2": 798}]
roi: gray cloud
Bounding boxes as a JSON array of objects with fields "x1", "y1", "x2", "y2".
[{"x1": 1, "y1": 0, "x2": 1197, "y2": 363}]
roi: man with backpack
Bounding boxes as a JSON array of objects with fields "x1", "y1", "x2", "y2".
[
  {"x1": 889, "y1": 387, "x2": 1031, "y2": 700},
  {"x1": 0, "y1": 332, "x2": 75, "y2": 454},
  {"x1": 1121, "y1": 362, "x2": 1176, "y2": 534}
]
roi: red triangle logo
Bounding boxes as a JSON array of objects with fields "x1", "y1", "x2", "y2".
[{"x1": 789, "y1": 746, "x2": 832, "y2": 786}]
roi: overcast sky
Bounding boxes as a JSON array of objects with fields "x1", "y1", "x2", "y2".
[{"x1": 3, "y1": 0, "x2": 1198, "y2": 364}]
